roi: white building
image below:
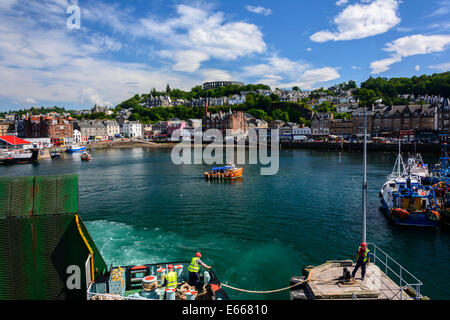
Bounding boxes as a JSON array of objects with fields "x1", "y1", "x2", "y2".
[
  {"x1": 104, "y1": 120, "x2": 120, "y2": 138},
  {"x1": 292, "y1": 127, "x2": 311, "y2": 136},
  {"x1": 73, "y1": 129, "x2": 81, "y2": 143},
  {"x1": 122, "y1": 121, "x2": 142, "y2": 138},
  {"x1": 228, "y1": 94, "x2": 245, "y2": 105}
]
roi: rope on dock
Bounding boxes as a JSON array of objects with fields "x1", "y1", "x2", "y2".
[
  {"x1": 221, "y1": 280, "x2": 307, "y2": 294},
  {"x1": 221, "y1": 277, "x2": 346, "y2": 294}
]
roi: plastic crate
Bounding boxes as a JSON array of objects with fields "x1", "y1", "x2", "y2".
[{"x1": 108, "y1": 267, "x2": 126, "y2": 296}]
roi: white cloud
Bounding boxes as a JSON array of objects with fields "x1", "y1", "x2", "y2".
[
  {"x1": 351, "y1": 65, "x2": 362, "y2": 70},
  {"x1": 370, "y1": 34, "x2": 450, "y2": 74},
  {"x1": 84, "y1": 3, "x2": 267, "y2": 71},
  {"x1": 0, "y1": 1, "x2": 269, "y2": 107},
  {"x1": 336, "y1": 0, "x2": 349, "y2": 6},
  {"x1": 0, "y1": 1, "x2": 205, "y2": 107},
  {"x1": 370, "y1": 55, "x2": 402, "y2": 74},
  {"x1": 428, "y1": 62, "x2": 450, "y2": 71},
  {"x1": 245, "y1": 5, "x2": 272, "y2": 16},
  {"x1": 200, "y1": 69, "x2": 233, "y2": 82},
  {"x1": 0, "y1": 0, "x2": 18, "y2": 10},
  {"x1": 415, "y1": 65, "x2": 420, "y2": 71},
  {"x1": 311, "y1": 0, "x2": 401, "y2": 42},
  {"x1": 243, "y1": 55, "x2": 339, "y2": 89},
  {"x1": 243, "y1": 55, "x2": 310, "y2": 79},
  {"x1": 306, "y1": 47, "x2": 312, "y2": 51},
  {"x1": 384, "y1": 34, "x2": 450, "y2": 57},
  {"x1": 169, "y1": 50, "x2": 210, "y2": 73},
  {"x1": 427, "y1": 1, "x2": 450, "y2": 17},
  {"x1": 289, "y1": 67, "x2": 341, "y2": 89},
  {"x1": 25, "y1": 98, "x2": 38, "y2": 104}
]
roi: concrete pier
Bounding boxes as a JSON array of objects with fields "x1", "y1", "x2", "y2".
[{"x1": 291, "y1": 260, "x2": 420, "y2": 300}]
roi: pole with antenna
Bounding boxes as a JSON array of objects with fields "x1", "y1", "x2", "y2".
[{"x1": 362, "y1": 105, "x2": 368, "y2": 243}]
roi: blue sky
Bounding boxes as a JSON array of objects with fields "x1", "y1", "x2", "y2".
[{"x1": 0, "y1": 0, "x2": 449, "y2": 111}]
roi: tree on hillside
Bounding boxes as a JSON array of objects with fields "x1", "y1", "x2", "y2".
[{"x1": 272, "y1": 108, "x2": 289, "y2": 122}]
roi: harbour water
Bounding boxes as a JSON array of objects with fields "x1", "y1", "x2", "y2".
[{"x1": 0, "y1": 148, "x2": 448, "y2": 299}]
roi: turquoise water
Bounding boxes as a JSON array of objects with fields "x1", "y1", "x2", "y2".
[{"x1": 0, "y1": 148, "x2": 448, "y2": 299}]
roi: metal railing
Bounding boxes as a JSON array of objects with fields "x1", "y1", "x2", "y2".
[{"x1": 367, "y1": 243, "x2": 423, "y2": 300}]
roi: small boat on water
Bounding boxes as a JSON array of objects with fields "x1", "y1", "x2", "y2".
[
  {"x1": 81, "y1": 151, "x2": 91, "y2": 161},
  {"x1": 204, "y1": 164, "x2": 243, "y2": 179},
  {"x1": 50, "y1": 150, "x2": 61, "y2": 159},
  {"x1": 0, "y1": 149, "x2": 39, "y2": 165},
  {"x1": 67, "y1": 144, "x2": 86, "y2": 153}
]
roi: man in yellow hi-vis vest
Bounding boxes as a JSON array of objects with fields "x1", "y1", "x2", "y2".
[
  {"x1": 351, "y1": 242, "x2": 370, "y2": 281},
  {"x1": 187, "y1": 252, "x2": 211, "y2": 289},
  {"x1": 162, "y1": 264, "x2": 178, "y2": 289}
]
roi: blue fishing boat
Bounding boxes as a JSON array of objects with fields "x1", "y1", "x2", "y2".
[
  {"x1": 382, "y1": 177, "x2": 440, "y2": 227},
  {"x1": 380, "y1": 143, "x2": 440, "y2": 227},
  {"x1": 66, "y1": 144, "x2": 86, "y2": 153}
]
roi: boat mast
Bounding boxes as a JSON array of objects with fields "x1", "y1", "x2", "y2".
[
  {"x1": 362, "y1": 105, "x2": 367, "y2": 243},
  {"x1": 397, "y1": 139, "x2": 402, "y2": 177}
]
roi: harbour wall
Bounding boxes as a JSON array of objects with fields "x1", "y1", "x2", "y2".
[{"x1": 280, "y1": 142, "x2": 442, "y2": 153}]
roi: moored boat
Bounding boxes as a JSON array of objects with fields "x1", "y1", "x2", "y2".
[
  {"x1": 204, "y1": 164, "x2": 243, "y2": 179},
  {"x1": 87, "y1": 262, "x2": 228, "y2": 300},
  {"x1": 429, "y1": 144, "x2": 450, "y2": 226},
  {"x1": 380, "y1": 143, "x2": 440, "y2": 227},
  {"x1": 81, "y1": 151, "x2": 91, "y2": 161},
  {"x1": 0, "y1": 149, "x2": 39, "y2": 165},
  {"x1": 50, "y1": 150, "x2": 61, "y2": 159},
  {"x1": 67, "y1": 144, "x2": 86, "y2": 153}
]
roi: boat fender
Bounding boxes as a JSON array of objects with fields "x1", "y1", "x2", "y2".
[{"x1": 427, "y1": 210, "x2": 441, "y2": 221}]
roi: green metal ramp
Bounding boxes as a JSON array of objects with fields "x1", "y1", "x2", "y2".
[{"x1": 0, "y1": 175, "x2": 107, "y2": 300}]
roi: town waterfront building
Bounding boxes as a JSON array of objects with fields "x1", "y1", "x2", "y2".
[
  {"x1": 75, "y1": 121, "x2": 108, "y2": 142},
  {"x1": 0, "y1": 121, "x2": 15, "y2": 136},
  {"x1": 72, "y1": 129, "x2": 81, "y2": 143},
  {"x1": 292, "y1": 126, "x2": 311, "y2": 137},
  {"x1": 122, "y1": 121, "x2": 142, "y2": 138},
  {"x1": 202, "y1": 110, "x2": 247, "y2": 139},
  {"x1": 371, "y1": 105, "x2": 436, "y2": 138},
  {"x1": 351, "y1": 108, "x2": 374, "y2": 138},
  {"x1": 437, "y1": 98, "x2": 450, "y2": 142},
  {"x1": 330, "y1": 119, "x2": 353, "y2": 138},
  {"x1": 103, "y1": 120, "x2": 120, "y2": 138},
  {"x1": 311, "y1": 112, "x2": 333, "y2": 137},
  {"x1": 18, "y1": 115, "x2": 74, "y2": 146}
]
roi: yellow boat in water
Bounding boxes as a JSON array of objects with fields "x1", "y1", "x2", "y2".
[{"x1": 204, "y1": 164, "x2": 243, "y2": 179}]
